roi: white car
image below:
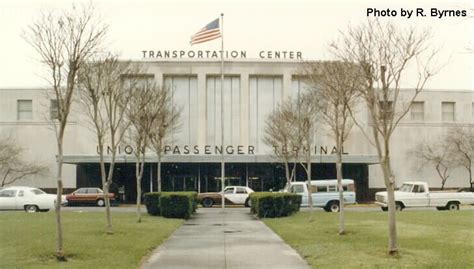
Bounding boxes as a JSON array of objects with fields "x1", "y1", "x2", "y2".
[
  {"x1": 198, "y1": 186, "x2": 255, "y2": 207},
  {"x1": 0, "y1": 186, "x2": 66, "y2": 212}
]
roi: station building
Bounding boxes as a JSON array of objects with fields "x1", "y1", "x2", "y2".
[{"x1": 0, "y1": 59, "x2": 472, "y2": 202}]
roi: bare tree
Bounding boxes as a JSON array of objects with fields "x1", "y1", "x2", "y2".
[
  {"x1": 0, "y1": 137, "x2": 49, "y2": 187},
  {"x1": 23, "y1": 4, "x2": 108, "y2": 260},
  {"x1": 263, "y1": 99, "x2": 298, "y2": 185},
  {"x1": 446, "y1": 127, "x2": 473, "y2": 188},
  {"x1": 78, "y1": 55, "x2": 136, "y2": 234},
  {"x1": 303, "y1": 61, "x2": 361, "y2": 235},
  {"x1": 149, "y1": 87, "x2": 181, "y2": 193},
  {"x1": 331, "y1": 19, "x2": 439, "y2": 255},
  {"x1": 126, "y1": 80, "x2": 163, "y2": 223},
  {"x1": 294, "y1": 91, "x2": 319, "y2": 220},
  {"x1": 412, "y1": 138, "x2": 452, "y2": 189}
]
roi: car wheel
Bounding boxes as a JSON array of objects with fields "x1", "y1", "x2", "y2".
[
  {"x1": 381, "y1": 207, "x2": 388, "y2": 211},
  {"x1": 245, "y1": 197, "x2": 251, "y2": 207},
  {"x1": 25, "y1": 205, "x2": 39, "y2": 213},
  {"x1": 202, "y1": 198, "x2": 214, "y2": 208},
  {"x1": 395, "y1": 202, "x2": 404, "y2": 211},
  {"x1": 327, "y1": 201, "x2": 340, "y2": 212},
  {"x1": 446, "y1": 202, "x2": 459, "y2": 211},
  {"x1": 97, "y1": 199, "x2": 105, "y2": 207}
]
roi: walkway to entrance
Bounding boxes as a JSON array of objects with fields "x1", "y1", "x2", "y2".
[{"x1": 141, "y1": 208, "x2": 310, "y2": 269}]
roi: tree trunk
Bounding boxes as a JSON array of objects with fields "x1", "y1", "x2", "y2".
[
  {"x1": 336, "y1": 144, "x2": 345, "y2": 235},
  {"x1": 55, "y1": 139, "x2": 66, "y2": 261},
  {"x1": 98, "y1": 144, "x2": 114, "y2": 234},
  {"x1": 157, "y1": 153, "x2": 162, "y2": 193},
  {"x1": 136, "y1": 153, "x2": 145, "y2": 223},
  {"x1": 306, "y1": 150, "x2": 314, "y2": 221},
  {"x1": 381, "y1": 157, "x2": 399, "y2": 255},
  {"x1": 284, "y1": 161, "x2": 291, "y2": 185}
]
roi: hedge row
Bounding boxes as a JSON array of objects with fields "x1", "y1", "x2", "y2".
[
  {"x1": 249, "y1": 192, "x2": 302, "y2": 218},
  {"x1": 145, "y1": 192, "x2": 197, "y2": 219}
]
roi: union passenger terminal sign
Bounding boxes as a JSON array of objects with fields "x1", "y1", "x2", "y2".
[
  {"x1": 97, "y1": 144, "x2": 348, "y2": 155},
  {"x1": 141, "y1": 50, "x2": 303, "y2": 60}
]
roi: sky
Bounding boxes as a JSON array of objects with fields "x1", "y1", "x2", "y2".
[{"x1": 0, "y1": 0, "x2": 473, "y2": 90}]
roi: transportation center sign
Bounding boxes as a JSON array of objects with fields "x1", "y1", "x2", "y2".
[{"x1": 141, "y1": 50, "x2": 303, "y2": 60}]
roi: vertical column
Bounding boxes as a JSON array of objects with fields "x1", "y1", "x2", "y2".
[
  {"x1": 197, "y1": 72, "x2": 207, "y2": 147},
  {"x1": 282, "y1": 72, "x2": 292, "y2": 101},
  {"x1": 240, "y1": 73, "x2": 249, "y2": 146},
  {"x1": 155, "y1": 72, "x2": 164, "y2": 87}
]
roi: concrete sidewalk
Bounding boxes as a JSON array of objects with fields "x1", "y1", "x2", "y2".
[{"x1": 141, "y1": 208, "x2": 310, "y2": 269}]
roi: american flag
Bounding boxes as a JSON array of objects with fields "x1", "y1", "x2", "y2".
[{"x1": 190, "y1": 18, "x2": 221, "y2": 45}]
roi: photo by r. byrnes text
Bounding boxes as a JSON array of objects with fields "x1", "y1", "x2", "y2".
[{"x1": 367, "y1": 8, "x2": 468, "y2": 19}]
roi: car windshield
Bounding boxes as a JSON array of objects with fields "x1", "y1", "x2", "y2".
[
  {"x1": 398, "y1": 184, "x2": 413, "y2": 192},
  {"x1": 31, "y1": 189, "x2": 46, "y2": 195}
]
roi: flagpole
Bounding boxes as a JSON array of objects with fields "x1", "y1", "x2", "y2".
[{"x1": 220, "y1": 13, "x2": 225, "y2": 212}]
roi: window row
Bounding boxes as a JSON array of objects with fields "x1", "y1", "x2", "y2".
[{"x1": 409, "y1": 101, "x2": 472, "y2": 122}]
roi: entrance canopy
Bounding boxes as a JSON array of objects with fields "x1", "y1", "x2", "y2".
[{"x1": 63, "y1": 154, "x2": 379, "y2": 164}]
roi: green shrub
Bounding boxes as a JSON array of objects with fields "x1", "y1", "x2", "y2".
[
  {"x1": 144, "y1": 192, "x2": 161, "y2": 216},
  {"x1": 249, "y1": 192, "x2": 301, "y2": 218},
  {"x1": 160, "y1": 192, "x2": 197, "y2": 219}
]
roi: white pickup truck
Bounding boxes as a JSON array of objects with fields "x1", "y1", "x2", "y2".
[{"x1": 375, "y1": 181, "x2": 474, "y2": 211}]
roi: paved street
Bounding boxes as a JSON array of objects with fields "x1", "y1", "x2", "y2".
[
  {"x1": 58, "y1": 204, "x2": 474, "y2": 213},
  {"x1": 141, "y1": 208, "x2": 310, "y2": 269}
]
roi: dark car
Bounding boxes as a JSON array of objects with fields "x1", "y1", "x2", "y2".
[{"x1": 66, "y1": 188, "x2": 115, "y2": 207}]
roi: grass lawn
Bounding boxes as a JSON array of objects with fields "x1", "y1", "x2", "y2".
[
  {"x1": 0, "y1": 211, "x2": 183, "y2": 269},
  {"x1": 264, "y1": 210, "x2": 474, "y2": 269}
]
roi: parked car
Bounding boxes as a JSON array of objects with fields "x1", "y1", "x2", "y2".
[
  {"x1": 0, "y1": 186, "x2": 66, "y2": 212},
  {"x1": 66, "y1": 187, "x2": 115, "y2": 207},
  {"x1": 198, "y1": 186, "x2": 254, "y2": 207},
  {"x1": 375, "y1": 181, "x2": 474, "y2": 211},
  {"x1": 282, "y1": 179, "x2": 357, "y2": 212}
]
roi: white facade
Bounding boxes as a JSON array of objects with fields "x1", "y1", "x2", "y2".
[{"x1": 0, "y1": 59, "x2": 473, "y2": 193}]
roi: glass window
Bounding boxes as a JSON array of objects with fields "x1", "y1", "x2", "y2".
[
  {"x1": 206, "y1": 76, "x2": 241, "y2": 146},
  {"x1": 224, "y1": 187, "x2": 235, "y2": 194},
  {"x1": 291, "y1": 185, "x2": 304, "y2": 194},
  {"x1": 0, "y1": 190, "x2": 17, "y2": 197},
  {"x1": 75, "y1": 189, "x2": 86, "y2": 194},
  {"x1": 327, "y1": 185, "x2": 337, "y2": 192},
  {"x1": 378, "y1": 101, "x2": 393, "y2": 121},
  {"x1": 17, "y1": 100, "x2": 32, "y2": 120},
  {"x1": 410, "y1": 102, "x2": 424, "y2": 121},
  {"x1": 418, "y1": 185, "x2": 425, "y2": 193},
  {"x1": 399, "y1": 184, "x2": 413, "y2": 192},
  {"x1": 249, "y1": 76, "x2": 283, "y2": 153},
  {"x1": 18, "y1": 190, "x2": 24, "y2": 197},
  {"x1": 236, "y1": 188, "x2": 247, "y2": 194},
  {"x1": 87, "y1": 188, "x2": 98, "y2": 194},
  {"x1": 50, "y1": 99, "x2": 59, "y2": 120},
  {"x1": 412, "y1": 185, "x2": 419, "y2": 193},
  {"x1": 164, "y1": 76, "x2": 198, "y2": 146},
  {"x1": 316, "y1": 186, "x2": 327, "y2": 192},
  {"x1": 31, "y1": 189, "x2": 45, "y2": 195},
  {"x1": 442, "y1": 102, "x2": 455, "y2": 122}
]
